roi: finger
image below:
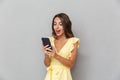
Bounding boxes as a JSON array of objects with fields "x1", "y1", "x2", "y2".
[
  {"x1": 47, "y1": 51, "x2": 51, "y2": 54},
  {"x1": 51, "y1": 52, "x2": 55, "y2": 57},
  {"x1": 43, "y1": 45, "x2": 49, "y2": 49},
  {"x1": 45, "y1": 51, "x2": 52, "y2": 57},
  {"x1": 51, "y1": 45, "x2": 57, "y2": 52},
  {"x1": 44, "y1": 45, "x2": 49, "y2": 48},
  {"x1": 48, "y1": 47, "x2": 53, "y2": 51},
  {"x1": 42, "y1": 45, "x2": 49, "y2": 51},
  {"x1": 44, "y1": 50, "x2": 46, "y2": 53},
  {"x1": 45, "y1": 47, "x2": 52, "y2": 52},
  {"x1": 45, "y1": 52, "x2": 52, "y2": 57}
]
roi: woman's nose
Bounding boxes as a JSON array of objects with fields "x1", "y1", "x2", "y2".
[{"x1": 55, "y1": 24, "x2": 60, "y2": 28}]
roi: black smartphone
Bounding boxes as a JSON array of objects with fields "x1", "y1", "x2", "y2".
[{"x1": 41, "y1": 37, "x2": 52, "y2": 50}]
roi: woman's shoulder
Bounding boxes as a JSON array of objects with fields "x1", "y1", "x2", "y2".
[
  {"x1": 69, "y1": 37, "x2": 80, "y2": 45},
  {"x1": 69, "y1": 37, "x2": 80, "y2": 42},
  {"x1": 48, "y1": 36, "x2": 54, "y2": 40},
  {"x1": 48, "y1": 36, "x2": 54, "y2": 43}
]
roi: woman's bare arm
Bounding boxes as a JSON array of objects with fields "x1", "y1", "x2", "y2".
[
  {"x1": 44, "y1": 54, "x2": 51, "y2": 67},
  {"x1": 54, "y1": 42, "x2": 78, "y2": 68},
  {"x1": 46, "y1": 42, "x2": 79, "y2": 68}
]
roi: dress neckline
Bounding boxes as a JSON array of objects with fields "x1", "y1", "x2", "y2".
[{"x1": 53, "y1": 38, "x2": 71, "y2": 53}]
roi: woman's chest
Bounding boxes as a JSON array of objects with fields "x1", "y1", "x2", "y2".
[{"x1": 54, "y1": 41, "x2": 67, "y2": 53}]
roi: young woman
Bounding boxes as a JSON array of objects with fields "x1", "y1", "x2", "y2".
[{"x1": 42, "y1": 13, "x2": 80, "y2": 80}]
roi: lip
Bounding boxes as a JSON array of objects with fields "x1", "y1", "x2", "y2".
[
  {"x1": 55, "y1": 31, "x2": 60, "y2": 34},
  {"x1": 55, "y1": 30, "x2": 61, "y2": 35}
]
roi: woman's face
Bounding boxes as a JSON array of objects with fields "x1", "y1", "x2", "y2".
[{"x1": 53, "y1": 17, "x2": 65, "y2": 37}]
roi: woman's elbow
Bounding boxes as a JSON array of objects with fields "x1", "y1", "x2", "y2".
[{"x1": 69, "y1": 62, "x2": 75, "y2": 68}]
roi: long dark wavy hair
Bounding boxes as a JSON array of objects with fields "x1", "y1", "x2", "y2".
[{"x1": 52, "y1": 13, "x2": 74, "y2": 38}]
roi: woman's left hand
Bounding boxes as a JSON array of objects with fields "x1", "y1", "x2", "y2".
[{"x1": 47, "y1": 46, "x2": 57, "y2": 57}]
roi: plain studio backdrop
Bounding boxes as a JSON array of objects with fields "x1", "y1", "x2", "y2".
[{"x1": 0, "y1": 0, "x2": 120, "y2": 80}]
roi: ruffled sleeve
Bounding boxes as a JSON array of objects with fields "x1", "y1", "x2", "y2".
[
  {"x1": 49, "y1": 37, "x2": 54, "y2": 46},
  {"x1": 68, "y1": 37, "x2": 80, "y2": 57}
]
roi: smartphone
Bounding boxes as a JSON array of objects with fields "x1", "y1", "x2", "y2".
[{"x1": 41, "y1": 37, "x2": 52, "y2": 50}]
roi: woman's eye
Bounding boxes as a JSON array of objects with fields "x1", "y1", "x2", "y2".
[
  {"x1": 59, "y1": 22, "x2": 63, "y2": 26},
  {"x1": 53, "y1": 23, "x2": 57, "y2": 25}
]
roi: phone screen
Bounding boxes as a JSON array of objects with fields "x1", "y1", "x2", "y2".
[{"x1": 41, "y1": 37, "x2": 52, "y2": 50}]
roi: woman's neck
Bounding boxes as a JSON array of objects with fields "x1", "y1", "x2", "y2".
[{"x1": 56, "y1": 35, "x2": 66, "y2": 40}]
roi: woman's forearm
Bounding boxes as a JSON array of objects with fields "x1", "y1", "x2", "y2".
[
  {"x1": 54, "y1": 54, "x2": 74, "y2": 68},
  {"x1": 44, "y1": 55, "x2": 51, "y2": 67}
]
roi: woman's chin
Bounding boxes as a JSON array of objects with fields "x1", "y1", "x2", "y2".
[
  {"x1": 56, "y1": 34, "x2": 65, "y2": 38},
  {"x1": 55, "y1": 34, "x2": 60, "y2": 37}
]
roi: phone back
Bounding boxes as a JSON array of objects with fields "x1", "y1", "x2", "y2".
[{"x1": 41, "y1": 37, "x2": 52, "y2": 49}]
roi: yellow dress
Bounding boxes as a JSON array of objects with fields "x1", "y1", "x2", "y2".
[{"x1": 45, "y1": 37, "x2": 80, "y2": 80}]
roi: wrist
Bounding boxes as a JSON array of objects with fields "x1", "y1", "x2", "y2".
[
  {"x1": 45, "y1": 54, "x2": 52, "y2": 59},
  {"x1": 45, "y1": 54, "x2": 49, "y2": 57},
  {"x1": 54, "y1": 53, "x2": 58, "y2": 58}
]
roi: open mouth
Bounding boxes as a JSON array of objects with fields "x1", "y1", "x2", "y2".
[{"x1": 55, "y1": 29, "x2": 61, "y2": 34}]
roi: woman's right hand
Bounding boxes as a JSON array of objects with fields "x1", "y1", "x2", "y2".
[
  {"x1": 42, "y1": 45, "x2": 51, "y2": 57},
  {"x1": 42, "y1": 45, "x2": 51, "y2": 67}
]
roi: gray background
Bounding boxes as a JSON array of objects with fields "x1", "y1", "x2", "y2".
[{"x1": 0, "y1": 0, "x2": 120, "y2": 80}]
